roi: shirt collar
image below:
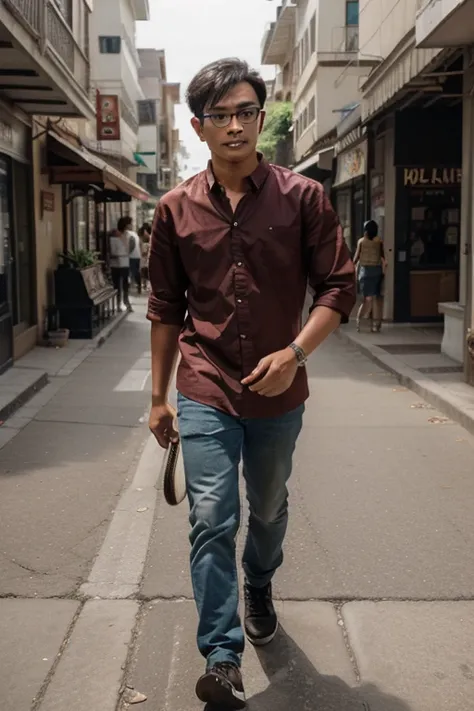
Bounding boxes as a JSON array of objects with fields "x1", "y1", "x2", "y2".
[{"x1": 206, "y1": 153, "x2": 270, "y2": 194}]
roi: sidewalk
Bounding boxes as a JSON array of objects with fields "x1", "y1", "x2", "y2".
[
  {"x1": 2, "y1": 330, "x2": 474, "y2": 711},
  {"x1": 337, "y1": 320, "x2": 474, "y2": 436},
  {"x1": 0, "y1": 310, "x2": 127, "y2": 445}
]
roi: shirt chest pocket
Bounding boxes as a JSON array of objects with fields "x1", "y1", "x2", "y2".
[{"x1": 251, "y1": 219, "x2": 302, "y2": 270}]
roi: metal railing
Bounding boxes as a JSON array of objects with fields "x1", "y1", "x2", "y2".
[
  {"x1": 3, "y1": 0, "x2": 90, "y2": 93},
  {"x1": 331, "y1": 25, "x2": 359, "y2": 53},
  {"x1": 3, "y1": 0, "x2": 41, "y2": 34},
  {"x1": 120, "y1": 98, "x2": 139, "y2": 134}
]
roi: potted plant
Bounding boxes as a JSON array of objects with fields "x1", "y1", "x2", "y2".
[{"x1": 58, "y1": 249, "x2": 101, "y2": 269}]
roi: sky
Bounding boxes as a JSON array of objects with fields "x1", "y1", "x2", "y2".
[{"x1": 136, "y1": 0, "x2": 277, "y2": 179}]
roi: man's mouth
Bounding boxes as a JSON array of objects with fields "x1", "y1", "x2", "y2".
[{"x1": 224, "y1": 140, "x2": 246, "y2": 149}]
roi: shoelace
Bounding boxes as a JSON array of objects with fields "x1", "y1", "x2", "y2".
[{"x1": 244, "y1": 585, "x2": 271, "y2": 617}]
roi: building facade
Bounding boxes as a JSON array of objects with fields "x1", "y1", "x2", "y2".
[
  {"x1": 262, "y1": 0, "x2": 377, "y2": 195},
  {"x1": 135, "y1": 49, "x2": 181, "y2": 225},
  {"x1": 359, "y1": 0, "x2": 465, "y2": 356},
  {"x1": 0, "y1": 0, "x2": 95, "y2": 372},
  {"x1": 415, "y1": 0, "x2": 474, "y2": 383},
  {"x1": 0, "y1": 0, "x2": 158, "y2": 375}
]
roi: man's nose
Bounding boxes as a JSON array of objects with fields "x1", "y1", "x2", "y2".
[{"x1": 227, "y1": 115, "x2": 243, "y2": 133}]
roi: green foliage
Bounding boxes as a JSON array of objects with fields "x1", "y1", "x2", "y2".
[
  {"x1": 258, "y1": 102, "x2": 293, "y2": 162},
  {"x1": 59, "y1": 249, "x2": 101, "y2": 269}
]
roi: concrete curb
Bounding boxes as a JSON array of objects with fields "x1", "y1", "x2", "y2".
[
  {"x1": 0, "y1": 371, "x2": 49, "y2": 423},
  {"x1": 336, "y1": 328, "x2": 474, "y2": 437}
]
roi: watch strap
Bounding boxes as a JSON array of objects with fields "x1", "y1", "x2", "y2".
[{"x1": 289, "y1": 342, "x2": 307, "y2": 366}]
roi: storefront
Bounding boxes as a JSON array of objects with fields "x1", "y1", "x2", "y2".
[
  {"x1": 0, "y1": 108, "x2": 34, "y2": 373},
  {"x1": 333, "y1": 140, "x2": 367, "y2": 255},
  {"x1": 393, "y1": 108, "x2": 462, "y2": 322}
]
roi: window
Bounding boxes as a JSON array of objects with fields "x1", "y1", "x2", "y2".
[
  {"x1": 310, "y1": 13, "x2": 316, "y2": 55},
  {"x1": 138, "y1": 100, "x2": 157, "y2": 125},
  {"x1": 308, "y1": 97, "x2": 315, "y2": 124},
  {"x1": 303, "y1": 30, "x2": 310, "y2": 66},
  {"x1": 99, "y1": 36, "x2": 121, "y2": 54},
  {"x1": 346, "y1": 1, "x2": 359, "y2": 26}
]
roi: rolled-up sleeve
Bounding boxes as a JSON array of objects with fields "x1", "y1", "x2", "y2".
[
  {"x1": 147, "y1": 199, "x2": 188, "y2": 325},
  {"x1": 302, "y1": 182, "x2": 356, "y2": 324}
]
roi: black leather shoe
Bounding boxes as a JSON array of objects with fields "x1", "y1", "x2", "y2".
[
  {"x1": 196, "y1": 662, "x2": 246, "y2": 709},
  {"x1": 244, "y1": 582, "x2": 278, "y2": 646}
]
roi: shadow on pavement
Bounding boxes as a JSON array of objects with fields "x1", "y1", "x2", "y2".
[{"x1": 249, "y1": 626, "x2": 412, "y2": 711}]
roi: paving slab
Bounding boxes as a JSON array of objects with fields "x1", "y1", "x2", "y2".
[
  {"x1": 40, "y1": 600, "x2": 138, "y2": 711},
  {"x1": 0, "y1": 599, "x2": 79, "y2": 711},
  {"x1": 0, "y1": 420, "x2": 146, "y2": 597},
  {"x1": 343, "y1": 601, "x2": 474, "y2": 711},
  {"x1": 125, "y1": 600, "x2": 369, "y2": 711}
]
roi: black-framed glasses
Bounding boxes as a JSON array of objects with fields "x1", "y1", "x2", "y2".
[{"x1": 202, "y1": 106, "x2": 261, "y2": 129}]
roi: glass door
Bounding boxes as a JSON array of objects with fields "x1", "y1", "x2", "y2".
[{"x1": 0, "y1": 156, "x2": 13, "y2": 373}]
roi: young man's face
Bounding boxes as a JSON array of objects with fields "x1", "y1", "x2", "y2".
[{"x1": 191, "y1": 81, "x2": 265, "y2": 165}]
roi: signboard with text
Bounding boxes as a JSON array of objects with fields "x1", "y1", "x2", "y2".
[{"x1": 96, "y1": 92, "x2": 121, "y2": 141}]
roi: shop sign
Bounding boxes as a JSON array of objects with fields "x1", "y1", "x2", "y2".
[
  {"x1": 96, "y1": 92, "x2": 121, "y2": 141},
  {"x1": 403, "y1": 167, "x2": 462, "y2": 187},
  {"x1": 41, "y1": 191, "x2": 55, "y2": 216},
  {"x1": 335, "y1": 143, "x2": 367, "y2": 186}
]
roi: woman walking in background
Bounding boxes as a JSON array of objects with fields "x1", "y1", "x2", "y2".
[
  {"x1": 109, "y1": 217, "x2": 133, "y2": 313},
  {"x1": 353, "y1": 220, "x2": 386, "y2": 333}
]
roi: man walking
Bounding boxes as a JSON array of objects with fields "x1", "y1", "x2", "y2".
[{"x1": 147, "y1": 58, "x2": 356, "y2": 709}]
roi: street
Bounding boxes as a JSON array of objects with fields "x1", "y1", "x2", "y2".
[{"x1": 1, "y1": 304, "x2": 474, "y2": 711}]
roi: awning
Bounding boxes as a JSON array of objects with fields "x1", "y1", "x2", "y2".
[
  {"x1": 361, "y1": 32, "x2": 446, "y2": 122},
  {"x1": 47, "y1": 132, "x2": 150, "y2": 202},
  {"x1": 293, "y1": 147, "x2": 334, "y2": 174},
  {"x1": 134, "y1": 152, "x2": 148, "y2": 167}
]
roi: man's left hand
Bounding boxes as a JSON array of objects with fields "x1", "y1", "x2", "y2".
[{"x1": 241, "y1": 347, "x2": 299, "y2": 397}]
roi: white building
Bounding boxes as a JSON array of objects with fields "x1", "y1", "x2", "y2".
[
  {"x1": 262, "y1": 0, "x2": 377, "y2": 183},
  {"x1": 89, "y1": 0, "x2": 150, "y2": 166}
]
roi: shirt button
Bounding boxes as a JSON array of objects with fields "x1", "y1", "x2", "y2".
[
  {"x1": 237, "y1": 298, "x2": 243, "y2": 304},
  {"x1": 240, "y1": 334, "x2": 247, "y2": 339},
  {"x1": 236, "y1": 261, "x2": 243, "y2": 267},
  {"x1": 233, "y1": 221, "x2": 238, "y2": 227}
]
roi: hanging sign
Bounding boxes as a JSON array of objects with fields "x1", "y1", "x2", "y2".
[{"x1": 96, "y1": 92, "x2": 121, "y2": 141}]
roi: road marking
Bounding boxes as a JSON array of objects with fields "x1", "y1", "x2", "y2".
[
  {"x1": 114, "y1": 356, "x2": 151, "y2": 392},
  {"x1": 80, "y1": 435, "x2": 165, "y2": 599}
]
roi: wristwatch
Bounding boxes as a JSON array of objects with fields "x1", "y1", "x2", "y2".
[{"x1": 288, "y1": 342, "x2": 307, "y2": 367}]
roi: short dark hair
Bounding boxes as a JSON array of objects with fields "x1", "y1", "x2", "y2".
[
  {"x1": 186, "y1": 58, "x2": 267, "y2": 118},
  {"x1": 117, "y1": 216, "x2": 132, "y2": 232},
  {"x1": 364, "y1": 219, "x2": 378, "y2": 240}
]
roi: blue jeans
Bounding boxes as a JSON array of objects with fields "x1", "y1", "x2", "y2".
[{"x1": 177, "y1": 393, "x2": 304, "y2": 668}]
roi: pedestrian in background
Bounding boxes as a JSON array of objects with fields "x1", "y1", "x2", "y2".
[
  {"x1": 353, "y1": 219, "x2": 386, "y2": 332},
  {"x1": 109, "y1": 217, "x2": 133, "y2": 313},
  {"x1": 147, "y1": 57, "x2": 356, "y2": 709},
  {"x1": 123, "y1": 216, "x2": 142, "y2": 296},
  {"x1": 139, "y1": 222, "x2": 151, "y2": 292}
]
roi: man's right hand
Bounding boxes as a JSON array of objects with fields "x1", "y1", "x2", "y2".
[{"x1": 149, "y1": 401, "x2": 179, "y2": 449}]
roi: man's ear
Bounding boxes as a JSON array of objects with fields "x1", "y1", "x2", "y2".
[
  {"x1": 191, "y1": 116, "x2": 206, "y2": 142},
  {"x1": 258, "y1": 111, "x2": 266, "y2": 135}
]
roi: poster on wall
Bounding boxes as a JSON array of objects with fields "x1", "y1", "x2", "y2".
[{"x1": 96, "y1": 92, "x2": 121, "y2": 141}]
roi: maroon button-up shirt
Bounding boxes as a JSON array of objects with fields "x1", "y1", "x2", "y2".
[{"x1": 147, "y1": 157, "x2": 356, "y2": 418}]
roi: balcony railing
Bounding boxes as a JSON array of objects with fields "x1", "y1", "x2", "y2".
[
  {"x1": 4, "y1": 0, "x2": 41, "y2": 34},
  {"x1": 331, "y1": 25, "x2": 359, "y2": 53},
  {"x1": 3, "y1": 0, "x2": 90, "y2": 92},
  {"x1": 120, "y1": 98, "x2": 139, "y2": 134}
]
